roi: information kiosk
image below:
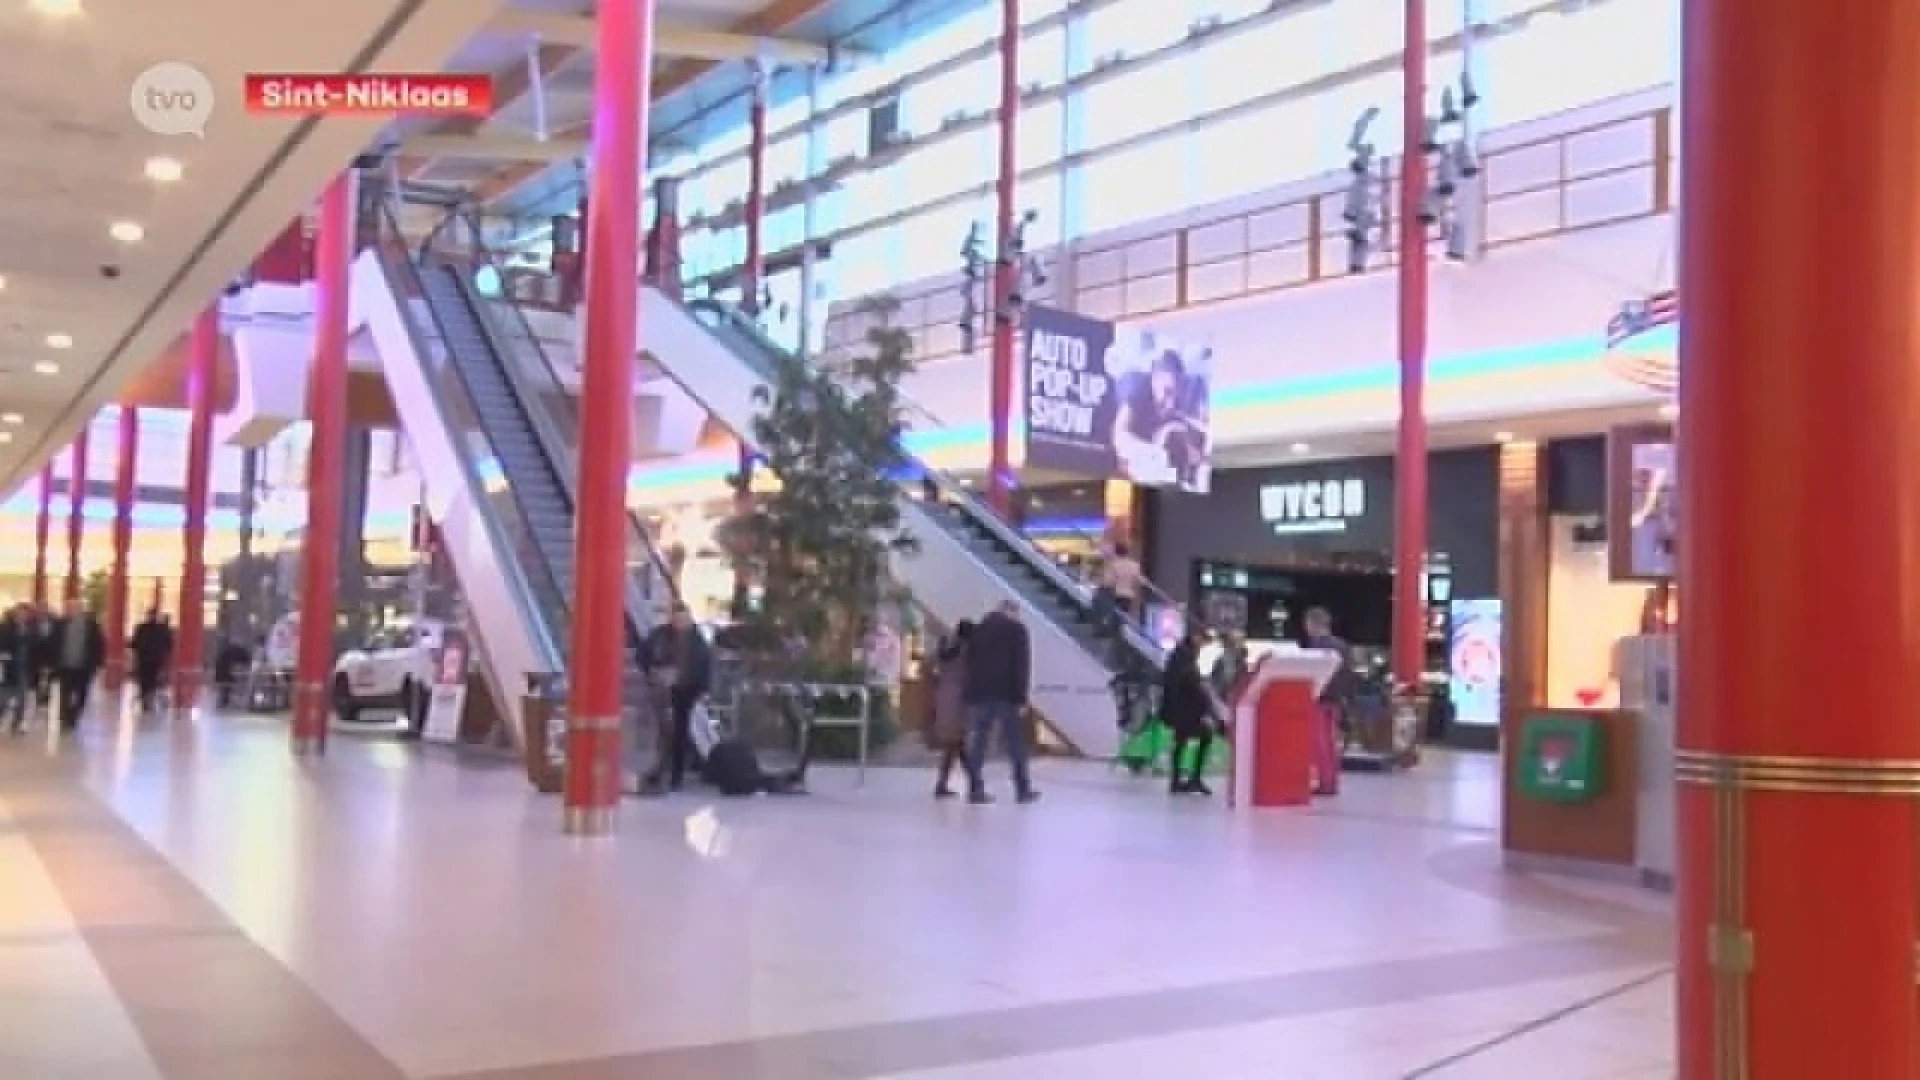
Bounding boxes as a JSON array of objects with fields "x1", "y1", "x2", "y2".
[{"x1": 1229, "y1": 647, "x2": 1341, "y2": 810}]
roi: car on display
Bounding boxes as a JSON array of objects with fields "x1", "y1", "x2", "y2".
[{"x1": 332, "y1": 619, "x2": 445, "y2": 724}]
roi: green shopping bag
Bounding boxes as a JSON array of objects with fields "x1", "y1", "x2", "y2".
[{"x1": 1173, "y1": 736, "x2": 1231, "y2": 776}]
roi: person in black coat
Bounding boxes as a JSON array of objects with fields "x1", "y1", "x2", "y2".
[
  {"x1": 128, "y1": 610, "x2": 175, "y2": 714},
  {"x1": 48, "y1": 599, "x2": 106, "y2": 730},
  {"x1": 640, "y1": 603, "x2": 713, "y2": 791},
  {"x1": 1161, "y1": 621, "x2": 1218, "y2": 796},
  {"x1": 0, "y1": 605, "x2": 31, "y2": 733},
  {"x1": 961, "y1": 600, "x2": 1039, "y2": 804}
]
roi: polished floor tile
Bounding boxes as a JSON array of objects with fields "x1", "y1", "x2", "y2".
[{"x1": 0, "y1": 706, "x2": 1676, "y2": 1078}]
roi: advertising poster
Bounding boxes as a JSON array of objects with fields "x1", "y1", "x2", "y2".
[
  {"x1": 1021, "y1": 306, "x2": 1213, "y2": 492},
  {"x1": 1607, "y1": 425, "x2": 1677, "y2": 581},
  {"x1": 1447, "y1": 598, "x2": 1503, "y2": 728},
  {"x1": 421, "y1": 625, "x2": 470, "y2": 744}
]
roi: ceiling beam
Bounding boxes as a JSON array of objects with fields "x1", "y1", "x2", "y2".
[
  {"x1": 403, "y1": 40, "x2": 576, "y2": 182},
  {"x1": 403, "y1": 134, "x2": 589, "y2": 162},
  {"x1": 486, "y1": 9, "x2": 830, "y2": 64},
  {"x1": 472, "y1": 0, "x2": 838, "y2": 207}
]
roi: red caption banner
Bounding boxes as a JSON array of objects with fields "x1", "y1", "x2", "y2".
[{"x1": 244, "y1": 74, "x2": 493, "y2": 117}]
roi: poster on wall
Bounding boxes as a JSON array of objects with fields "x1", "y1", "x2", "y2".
[
  {"x1": 1607, "y1": 425, "x2": 1677, "y2": 581},
  {"x1": 1447, "y1": 598, "x2": 1503, "y2": 728},
  {"x1": 1021, "y1": 306, "x2": 1213, "y2": 493},
  {"x1": 421, "y1": 625, "x2": 471, "y2": 744}
]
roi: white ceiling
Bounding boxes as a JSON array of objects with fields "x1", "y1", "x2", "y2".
[{"x1": 0, "y1": 0, "x2": 496, "y2": 498}]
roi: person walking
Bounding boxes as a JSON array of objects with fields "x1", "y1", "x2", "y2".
[
  {"x1": 962, "y1": 600, "x2": 1039, "y2": 805},
  {"x1": 927, "y1": 620, "x2": 974, "y2": 799},
  {"x1": 0, "y1": 605, "x2": 30, "y2": 733},
  {"x1": 640, "y1": 604, "x2": 712, "y2": 791},
  {"x1": 1106, "y1": 543, "x2": 1144, "y2": 626},
  {"x1": 128, "y1": 610, "x2": 175, "y2": 714},
  {"x1": 1302, "y1": 607, "x2": 1353, "y2": 797},
  {"x1": 49, "y1": 598, "x2": 106, "y2": 731},
  {"x1": 1162, "y1": 620, "x2": 1218, "y2": 796}
]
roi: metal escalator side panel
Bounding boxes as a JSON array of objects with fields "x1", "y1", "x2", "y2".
[
  {"x1": 352, "y1": 249, "x2": 557, "y2": 752},
  {"x1": 892, "y1": 499, "x2": 1120, "y2": 759},
  {"x1": 636, "y1": 285, "x2": 774, "y2": 443}
]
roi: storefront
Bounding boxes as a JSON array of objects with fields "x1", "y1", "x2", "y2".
[{"x1": 1143, "y1": 447, "x2": 1503, "y2": 744}]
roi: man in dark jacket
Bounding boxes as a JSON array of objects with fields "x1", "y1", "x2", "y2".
[
  {"x1": 962, "y1": 599, "x2": 1039, "y2": 804},
  {"x1": 0, "y1": 605, "x2": 30, "y2": 733},
  {"x1": 49, "y1": 598, "x2": 106, "y2": 731},
  {"x1": 129, "y1": 610, "x2": 175, "y2": 714},
  {"x1": 641, "y1": 604, "x2": 712, "y2": 791}
]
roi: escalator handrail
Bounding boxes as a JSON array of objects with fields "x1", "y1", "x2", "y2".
[
  {"x1": 684, "y1": 296, "x2": 1165, "y2": 667},
  {"x1": 368, "y1": 201, "x2": 567, "y2": 677},
  {"x1": 421, "y1": 207, "x2": 684, "y2": 631},
  {"x1": 890, "y1": 391, "x2": 1192, "y2": 628}
]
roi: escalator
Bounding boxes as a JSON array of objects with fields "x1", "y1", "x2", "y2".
[
  {"x1": 354, "y1": 204, "x2": 669, "y2": 750},
  {"x1": 636, "y1": 287, "x2": 1165, "y2": 758}
]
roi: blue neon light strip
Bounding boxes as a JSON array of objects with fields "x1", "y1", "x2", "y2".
[{"x1": 622, "y1": 327, "x2": 1674, "y2": 492}]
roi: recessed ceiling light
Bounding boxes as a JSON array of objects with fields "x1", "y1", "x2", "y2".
[
  {"x1": 143, "y1": 156, "x2": 184, "y2": 183},
  {"x1": 31, "y1": 0, "x2": 83, "y2": 16},
  {"x1": 0, "y1": 432, "x2": 12, "y2": 444},
  {"x1": 110, "y1": 220, "x2": 145, "y2": 243},
  {"x1": 0, "y1": 413, "x2": 20, "y2": 425},
  {"x1": 0, "y1": 274, "x2": 7, "y2": 291},
  {"x1": 1289, "y1": 442, "x2": 1310, "y2": 454},
  {"x1": 45, "y1": 333, "x2": 72, "y2": 349},
  {"x1": 1493, "y1": 431, "x2": 1515, "y2": 443},
  {"x1": 33, "y1": 361, "x2": 59, "y2": 375}
]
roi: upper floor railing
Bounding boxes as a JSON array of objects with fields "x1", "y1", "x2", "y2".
[{"x1": 826, "y1": 103, "x2": 1674, "y2": 368}]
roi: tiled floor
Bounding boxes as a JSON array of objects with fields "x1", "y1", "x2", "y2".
[{"x1": 0, "y1": 703, "x2": 1675, "y2": 1078}]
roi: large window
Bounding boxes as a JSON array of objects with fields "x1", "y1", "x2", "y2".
[
  {"x1": 894, "y1": 199, "x2": 984, "y2": 281},
  {"x1": 1025, "y1": 25, "x2": 1068, "y2": 88},
  {"x1": 1193, "y1": 8, "x2": 1332, "y2": 113},
  {"x1": 764, "y1": 133, "x2": 806, "y2": 191},
  {"x1": 1018, "y1": 170, "x2": 1065, "y2": 245},
  {"x1": 821, "y1": 109, "x2": 866, "y2": 163},
  {"x1": 838, "y1": 167, "x2": 901, "y2": 231},
  {"x1": 1019, "y1": 99, "x2": 1066, "y2": 171},
  {"x1": 903, "y1": 54, "x2": 997, "y2": 136},
  {"x1": 1188, "y1": 96, "x2": 1324, "y2": 205},
  {"x1": 1077, "y1": 54, "x2": 1192, "y2": 152},
  {"x1": 894, "y1": 126, "x2": 994, "y2": 205},
  {"x1": 1479, "y1": 0, "x2": 1675, "y2": 128},
  {"x1": 1320, "y1": 71, "x2": 1404, "y2": 172},
  {"x1": 1077, "y1": 131, "x2": 1189, "y2": 233},
  {"x1": 886, "y1": 5, "x2": 998, "y2": 86},
  {"x1": 1321, "y1": 0, "x2": 1403, "y2": 74},
  {"x1": 1077, "y1": 0, "x2": 1196, "y2": 72},
  {"x1": 833, "y1": 228, "x2": 900, "y2": 300}
]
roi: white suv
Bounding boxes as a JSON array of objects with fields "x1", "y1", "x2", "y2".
[{"x1": 332, "y1": 620, "x2": 444, "y2": 724}]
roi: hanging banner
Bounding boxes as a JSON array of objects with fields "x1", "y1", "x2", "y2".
[
  {"x1": 1021, "y1": 306, "x2": 1213, "y2": 493},
  {"x1": 421, "y1": 625, "x2": 471, "y2": 744}
]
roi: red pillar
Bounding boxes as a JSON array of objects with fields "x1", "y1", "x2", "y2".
[
  {"x1": 1390, "y1": 0, "x2": 1429, "y2": 691},
  {"x1": 64, "y1": 427, "x2": 89, "y2": 605},
  {"x1": 565, "y1": 0, "x2": 654, "y2": 835},
  {"x1": 173, "y1": 309, "x2": 217, "y2": 712},
  {"x1": 31, "y1": 464, "x2": 53, "y2": 608},
  {"x1": 291, "y1": 174, "x2": 353, "y2": 753},
  {"x1": 1675, "y1": 0, "x2": 1920, "y2": 1074},
  {"x1": 254, "y1": 218, "x2": 311, "y2": 285},
  {"x1": 103, "y1": 406, "x2": 139, "y2": 691},
  {"x1": 985, "y1": 0, "x2": 1021, "y2": 515},
  {"x1": 734, "y1": 58, "x2": 770, "y2": 603}
]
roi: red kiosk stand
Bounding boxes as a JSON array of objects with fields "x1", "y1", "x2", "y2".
[{"x1": 1228, "y1": 650, "x2": 1341, "y2": 810}]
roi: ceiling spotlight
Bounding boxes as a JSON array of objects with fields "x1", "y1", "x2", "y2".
[
  {"x1": 1, "y1": 413, "x2": 20, "y2": 425},
  {"x1": 1493, "y1": 430, "x2": 1515, "y2": 443},
  {"x1": 0, "y1": 274, "x2": 7, "y2": 291},
  {"x1": 30, "y1": 0, "x2": 83, "y2": 16},
  {"x1": 45, "y1": 332, "x2": 72, "y2": 349},
  {"x1": 110, "y1": 220, "x2": 145, "y2": 243},
  {"x1": 1289, "y1": 442, "x2": 1310, "y2": 454},
  {"x1": 0, "y1": 432, "x2": 12, "y2": 444},
  {"x1": 33, "y1": 361, "x2": 59, "y2": 375},
  {"x1": 143, "y1": 156, "x2": 184, "y2": 183}
]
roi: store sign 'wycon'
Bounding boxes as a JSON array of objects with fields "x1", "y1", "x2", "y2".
[{"x1": 1259, "y1": 477, "x2": 1367, "y2": 535}]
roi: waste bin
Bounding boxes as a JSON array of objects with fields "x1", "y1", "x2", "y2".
[{"x1": 521, "y1": 673, "x2": 567, "y2": 794}]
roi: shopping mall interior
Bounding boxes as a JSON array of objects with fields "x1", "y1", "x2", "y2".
[{"x1": 0, "y1": 0, "x2": 1902, "y2": 1075}]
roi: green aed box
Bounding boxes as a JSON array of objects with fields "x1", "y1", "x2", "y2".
[{"x1": 1515, "y1": 713, "x2": 1606, "y2": 803}]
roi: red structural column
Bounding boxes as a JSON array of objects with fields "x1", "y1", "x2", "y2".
[
  {"x1": 63, "y1": 427, "x2": 89, "y2": 605},
  {"x1": 1389, "y1": 0, "x2": 1429, "y2": 691},
  {"x1": 173, "y1": 309, "x2": 217, "y2": 712},
  {"x1": 291, "y1": 173, "x2": 353, "y2": 754},
  {"x1": 733, "y1": 58, "x2": 770, "y2": 602},
  {"x1": 103, "y1": 406, "x2": 139, "y2": 691},
  {"x1": 565, "y1": 0, "x2": 654, "y2": 835},
  {"x1": 31, "y1": 464, "x2": 52, "y2": 608},
  {"x1": 985, "y1": 0, "x2": 1021, "y2": 515},
  {"x1": 1674, "y1": 0, "x2": 1920, "y2": 1075}
]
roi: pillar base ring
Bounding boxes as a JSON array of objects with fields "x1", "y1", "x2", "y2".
[
  {"x1": 291, "y1": 736, "x2": 325, "y2": 756},
  {"x1": 1676, "y1": 749, "x2": 1920, "y2": 795},
  {"x1": 562, "y1": 807, "x2": 616, "y2": 836}
]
